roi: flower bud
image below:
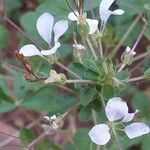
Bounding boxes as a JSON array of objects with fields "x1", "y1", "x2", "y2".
[
  {"x1": 73, "y1": 44, "x2": 85, "y2": 60},
  {"x1": 44, "y1": 70, "x2": 66, "y2": 84},
  {"x1": 121, "y1": 47, "x2": 136, "y2": 65}
]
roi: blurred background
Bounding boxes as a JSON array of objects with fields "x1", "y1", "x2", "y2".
[{"x1": 0, "y1": 0, "x2": 150, "y2": 150}]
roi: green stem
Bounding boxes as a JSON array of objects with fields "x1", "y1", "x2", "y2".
[
  {"x1": 98, "y1": 38, "x2": 103, "y2": 57},
  {"x1": 56, "y1": 62, "x2": 82, "y2": 79},
  {"x1": 112, "y1": 124, "x2": 122, "y2": 150},
  {"x1": 123, "y1": 76, "x2": 144, "y2": 82},
  {"x1": 86, "y1": 38, "x2": 97, "y2": 59},
  {"x1": 66, "y1": 79, "x2": 93, "y2": 83}
]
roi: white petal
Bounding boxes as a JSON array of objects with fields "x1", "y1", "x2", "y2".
[
  {"x1": 125, "y1": 122, "x2": 150, "y2": 139},
  {"x1": 88, "y1": 124, "x2": 111, "y2": 145},
  {"x1": 68, "y1": 11, "x2": 78, "y2": 21},
  {"x1": 125, "y1": 46, "x2": 131, "y2": 53},
  {"x1": 41, "y1": 42, "x2": 60, "y2": 55},
  {"x1": 86, "y1": 19, "x2": 98, "y2": 34},
  {"x1": 99, "y1": 9, "x2": 112, "y2": 24},
  {"x1": 50, "y1": 115, "x2": 57, "y2": 120},
  {"x1": 122, "y1": 110, "x2": 138, "y2": 122},
  {"x1": 36, "y1": 12, "x2": 54, "y2": 44},
  {"x1": 105, "y1": 97, "x2": 128, "y2": 121},
  {"x1": 53, "y1": 20, "x2": 68, "y2": 43},
  {"x1": 100, "y1": 0, "x2": 115, "y2": 12},
  {"x1": 19, "y1": 44, "x2": 42, "y2": 57},
  {"x1": 112, "y1": 9, "x2": 124, "y2": 15}
]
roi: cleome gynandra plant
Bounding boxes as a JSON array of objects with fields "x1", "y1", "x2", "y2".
[{"x1": 2, "y1": 0, "x2": 149, "y2": 149}]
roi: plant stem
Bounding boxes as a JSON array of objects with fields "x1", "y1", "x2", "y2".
[
  {"x1": 86, "y1": 37, "x2": 97, "y2": 59},
  {"x1": 92, "y1": 109, "x2": 97, "y2": 124},
  {"x1": 98, "y1": 38, "x2": 103, "y2": 57},
  {"x1": 117, "y1": 64, "x2": 126, "y2": 72},
  {"x1": 130, "y1": 23, "x2": 148, "y2": 53},
  {"x1": 112, "y1": 124, "x2": 122, "y2": 150},
  {"x1": 56, "y1": 61, "x2": 82, "y2": 79},
  {"x1": 66, "y1": 79, "x2": 93, "y2": 83},
  {"x1": 110, "y1": 15, "x2": 141, "y2": 58},
  {"x1": 123, "y1": 76, "x2": 144, "y2": 82}
]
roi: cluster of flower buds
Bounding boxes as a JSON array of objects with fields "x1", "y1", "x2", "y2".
[{"x1": 121, "y1": 47, "x2": 136, "y2": 65}]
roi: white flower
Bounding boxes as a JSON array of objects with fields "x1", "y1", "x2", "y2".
[
  {"x1": 68, "y1": 11, "x2": 98, "y2": 34},
  {"x1": 125, "y1": 46, "x2": 136, "y2": 56},
  {"x1": 19, "y1": 12, "x2": 68, "y2": 57},
  {"x1": 88, "y1": 97, "x2": 150, "y2": 145},
  {"x1": 99, "y1": 0, "x2": 124, "y2": 32}
]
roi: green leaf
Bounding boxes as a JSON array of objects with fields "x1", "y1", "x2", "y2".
[
  {"x1": 0, "y1": 87, "x2": 13, "y2": 103},
  {"x1": 117, "y1": 0, "x2": 145, "y2": 16},
  {"x1": 101, "y1": 85, "x2": 114, "y2": 100},
  {"x1": 0, "y1": 101, "x2": 15, "y2": 113},
  {"x1": 142, "y1": 134, "x2": 150, "y2": 150},
  {"x1": 74, "y1": 128, "x2": 95, "y2": 150},
  {"x1": 64, "y1": 142, "x2": 76, "y2": 150},
  {"x1": 132, "y1": 92, "x2": 150, "y2": 118},
  {"x1": 20, "y1": 128, "x2": 35, "y2": 145},
  {"x1": 80, "y1": 86, "x2": 96, "y2": 106},
  {"x1": 14, "y1": 73, "x2": 43, "y2": 100},
  {"x1": 5, "y1": 0, "x2": 22, "y2": 17},
  {"x1": 56, "y1": 95, "x2": 78, "y2": 113},
  {"x1": 79, "y1": 105, "x2": 92, "y2": 122},
  {"x1": 35, "y1": 138, "x2": 60, "y2": 150},
  {"x1": 21, "y1": 86, "x2": 60, "y2": 112},
  {"x1": 116, "y1": 70, "x2": 130, "y2": 80},
  {"x1": 0, "y1": 25, "x2": 9, "y2": 48},
  {"x1": 0, "y1": 76, "x2": 9, "y2": 93},
  {"x1": 57, "y1": 43, "x2": 73, "y2": 59},
  {"x1": 68, "y1": 63, "x2": 86, "y2": 79}
]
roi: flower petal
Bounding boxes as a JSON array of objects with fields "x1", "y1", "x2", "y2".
[
  {"x1": 41, "y1": 42, "x2": 60, "y2": 55},
  {"x1": 112, "y1": 9, "x2": 124, "y2": 15},
  {"x1": 88, "y1": 124, "x2": 111, "y2": 145},
  {"x1": 125, "y1": 122, "x2": 150, "y2": 139},
  {"x1": 86, "y1": 19, "x2": 98, "y2": 34},
  {"x1": 100, "y1": 0, "x2": 115, "y2": 12},
  {"x1": 105, "y1": 97, "x2": 128, "y2": 121},
  {"x1": 68, "y1": 12, "x2": 78, "y2": 21},
  {"x1": 36, "y1": 12, "x2": 54, "y2": 44},
  {"x1": 53, "y1": 20, "x2": 68, "y2": 43},
  {"x1": 19, "y1": 44, "x2": 42, "y2": 57},
  {"x1": 122, "y1": 110, "x2": 138, "y2": 122}
]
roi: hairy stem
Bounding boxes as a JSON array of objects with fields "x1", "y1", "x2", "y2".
[
  {"x1": 56, "y1": 61, "x2": 82, "y2": 79},
  {"x1": 66, "y1": 79, "x2": 93, "y2": 83},
  {"x1": 123, "y1": 76, "x2": 144, "y2": 82},
  {"x1": 112, "y1": 125, "x2": 122, "y2": 150},
  {"x1": 86, "y1": 38, "x2": 98, "y2": 59}
]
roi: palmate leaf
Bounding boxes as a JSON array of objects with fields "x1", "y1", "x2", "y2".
[
  {"x1": 21, "y1": 85, "x2": 78, "y2": 113},
  {"x1": 20, "y1": 128, "x2": 35, "y2": 145},
  {"x1": 0, "y1": 25, "x2": 9, "y2": 48}
]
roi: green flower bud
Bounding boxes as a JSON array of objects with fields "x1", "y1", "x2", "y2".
[
  {"x1": 44, "y1": 70, "x2": 66, "y2": 85},
  {"x1": 121, "y1": 47, "x2": 136, "y2": 65},
  {"x1": 57, "y1": 73, "x2": 66, "y2": 85}
]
